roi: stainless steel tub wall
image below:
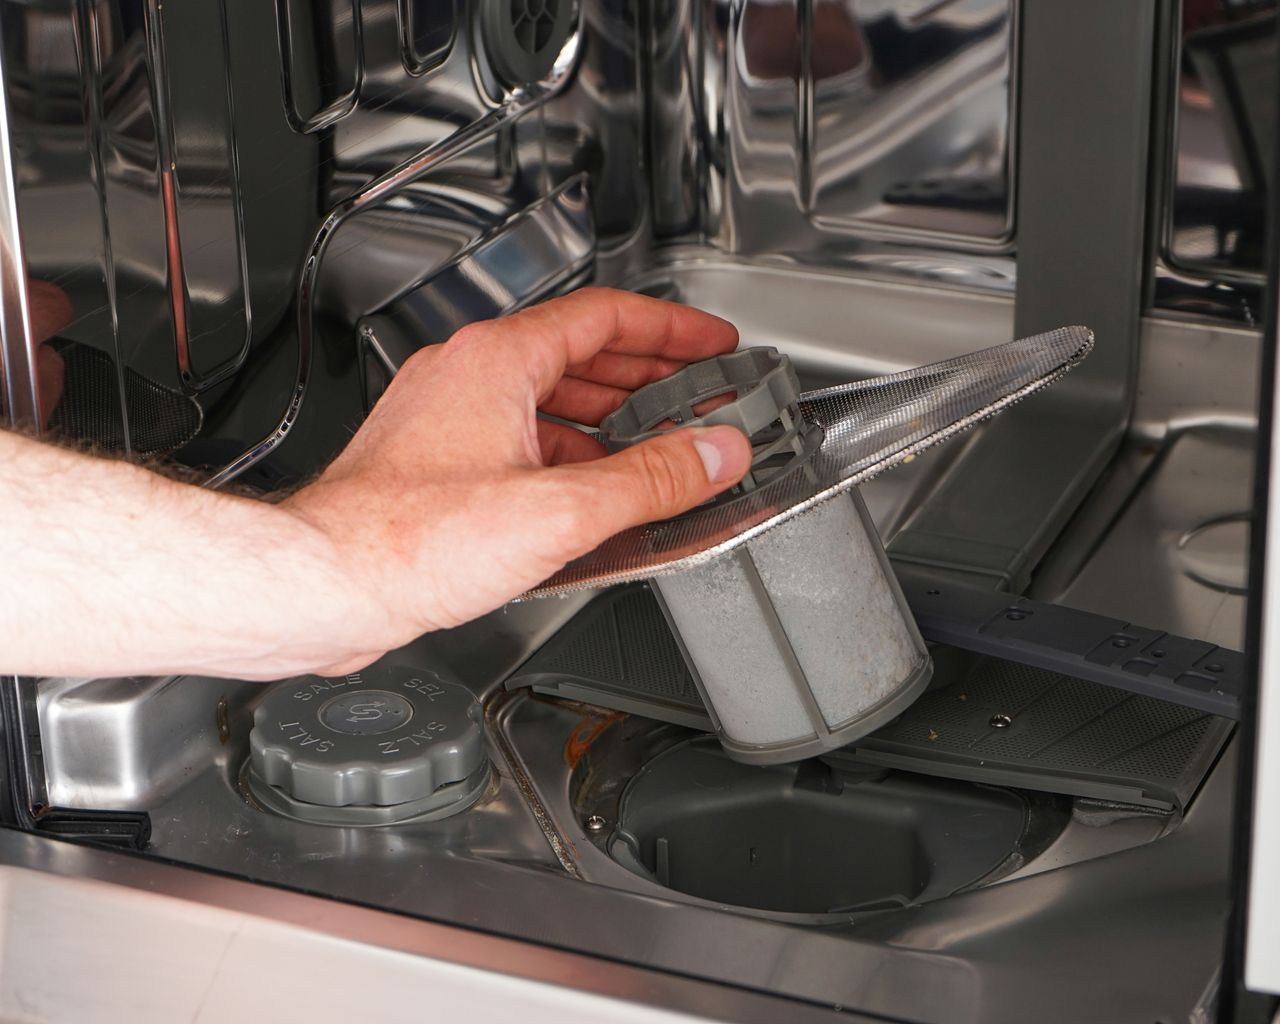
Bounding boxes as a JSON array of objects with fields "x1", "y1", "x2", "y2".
[
  {"x1": 0, "y1": 0, "x2": 645, "y2": 480},
  {"x1": 649, "y1": 0, "x2": 1017, "y2": 258}
]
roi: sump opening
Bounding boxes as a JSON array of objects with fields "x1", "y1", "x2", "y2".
[{"x1": 607, "y1": 737, "x2": 1029, "y2": 916}]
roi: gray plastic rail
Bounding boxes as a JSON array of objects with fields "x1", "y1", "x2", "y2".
[{"x1": 897, "y1": 569, "x2": 1244, "y2": 720}]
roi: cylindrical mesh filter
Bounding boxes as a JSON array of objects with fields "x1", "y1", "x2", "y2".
[
  {"x1": 652, "y1": 489, "x2": 929, "y2": 761},
  {"x1": 602, "y1": 348, "x2": 931, "y2": 764}
]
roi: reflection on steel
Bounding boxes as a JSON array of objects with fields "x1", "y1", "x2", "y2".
[
  {"x1": 276, "y1": 0, "x2": 365, "y2": 134},
  {"x1": 1054, "y1": 429, "x2": 1256, "y2": 650},
  {"x1": 648, "y1": 0, "x2": 705, "y2": 237},
  {"x1": 807, "y1": 0, "x2": 1014, "y2": 243},
  {"x1": 205, "y1": 27, "x2": 583, "y2": 488},
  {"x1": 143, "y1": 0, "x2": 189, "y2": 387},
  {"x1": 0, "y1": 33, "x2": 38, "y2": 429},
  {"x1": 358, "y1": 173, "x2": 596, "y2": 401},
  {"x1": 1, "y1": 676, "x2": 49, "y2": 822},
  {"x1": 71, "y1": 0, "x2": 131, "y2": 450},
  {"x1": 652, "y1": 0, "x2": 1015, "y2": 254},
  {"x1": 144, "y1": 0, "x2": 253, "y2": 392},
  {"x1": 398, "y1": 0, "x2": 456, "y2": 77},
  {"x1": 1156, "y1": 1, "x2": 1276, "y2": 321}
]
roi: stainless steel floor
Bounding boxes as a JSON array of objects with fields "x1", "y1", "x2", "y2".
[
  {"x1": 1034, "y1": 314, "x2": 1259, "y2": 648},
  {"x1": 1051, "y1": 427, "x2": 1251, "y2": 647}
]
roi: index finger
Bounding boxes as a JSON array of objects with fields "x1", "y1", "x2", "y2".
[{"x1": 489, "y1": 287, "x2": 739, "y2": 401}]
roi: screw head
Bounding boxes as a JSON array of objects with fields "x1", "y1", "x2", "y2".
[
  {"x1": 584, "y1": 814, "x2": 608, "y2": 834},
  {"x1": 989, "y1": 713, "x2": 1013, "y2": 729}
]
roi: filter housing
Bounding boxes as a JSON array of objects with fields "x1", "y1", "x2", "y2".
[{"x1": 601, "y1": 348, "x2": 931, "y2": 764}]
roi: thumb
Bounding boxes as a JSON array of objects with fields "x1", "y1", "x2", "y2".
[{"x1": 556, "y1": 425, "x2": 753, "y2": 545}]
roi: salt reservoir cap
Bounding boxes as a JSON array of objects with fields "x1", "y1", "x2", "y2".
[{"x1": 249, "y1": 664, "x2": 485, "y2": 809}]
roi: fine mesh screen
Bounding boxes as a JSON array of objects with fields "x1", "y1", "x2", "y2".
[
  {"x1": 48, "y1": 341, "x2": 203, "y2": 456},
  {"x1": 520, "y1": 586, "x2": 701, "y2": 705},
  {"x1": 528, "y1": 325, "x2": 1093, "y2": 596}
]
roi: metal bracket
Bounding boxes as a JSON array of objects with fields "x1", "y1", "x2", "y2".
[{"x1": 0, "y1": 678, "x2": 150, "y2": 851}]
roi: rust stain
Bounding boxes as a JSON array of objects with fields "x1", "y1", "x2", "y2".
[
  {"x1": 215, "y1": 697, "x2": 231, "y2": 745},
  {"x1": 563, "y1": 712, "x2": 624, "y2": 769}
]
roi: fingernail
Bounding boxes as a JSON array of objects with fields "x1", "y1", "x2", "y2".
[{"x1": 693, "y1": 428, "x2": 741, "y2": 484}]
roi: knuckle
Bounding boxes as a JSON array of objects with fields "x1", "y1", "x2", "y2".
[
  {"x1": 635, "y1": 442, "x2": 691, "y2": 512},
  {"x1": 543, "y1": 488, "x2": 593, "y2": 550},
  {"x1": 399, "y1": 344, "x2": 436, "y2": 375},
  {"x1": 444, "y1": 320, "x2": 491, "y2": 353},
  {"x1": 563, "y1": 285, "x2": 623, "y2": 315}
]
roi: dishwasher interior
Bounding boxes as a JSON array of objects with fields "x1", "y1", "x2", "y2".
[{"x1": 0, "y1": 1, "x2": 1274, "y2": 1021}]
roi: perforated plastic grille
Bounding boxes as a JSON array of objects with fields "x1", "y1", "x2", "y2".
[
  {"x1": 517, "y1": 586, "x2": 702, "y2": 706},
  {"x1": 540, "y1": 605, "x2": 621, "y2": 681},
  {"x1": 613, "y1": 589, "x2": 696, "y2": 700},
  {"x1": 862, "y1": 655, "x2": 1231, "y2": 807},
  {"x1": 528, "y1": 326, "x2": 1094, "y2": 596}
]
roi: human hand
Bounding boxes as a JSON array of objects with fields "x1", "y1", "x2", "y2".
[{"x1": 282, "y1": 288, "x2": 753, "y2": 674}]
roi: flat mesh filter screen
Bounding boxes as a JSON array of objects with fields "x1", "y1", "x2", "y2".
[{"x1": 529, "y1": 326, "x2": 1093, "y2": 596}]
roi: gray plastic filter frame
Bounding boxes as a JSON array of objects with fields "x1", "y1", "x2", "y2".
[
  {"x1": 602, "y1": 348, "x2": 932, "y2": 764},
  {"x1": 600, "y1": 347, "x2": 811, "y2": 484}
]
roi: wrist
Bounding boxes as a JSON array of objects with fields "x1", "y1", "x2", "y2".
[{"x1": 271, "y1": 488, "x2": 407, "y2": 671}]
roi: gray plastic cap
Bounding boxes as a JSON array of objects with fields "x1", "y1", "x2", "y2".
[{"x1": 250, "y1": 664, "x2": 485, "y2": 808}]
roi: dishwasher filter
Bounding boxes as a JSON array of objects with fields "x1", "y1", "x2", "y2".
[
  {"x1": 600, "y1": 348, "x2": 930, "y2": 762},
  {"x1": 529, "y1": 325, "x2": 1093, "y2": 596}
]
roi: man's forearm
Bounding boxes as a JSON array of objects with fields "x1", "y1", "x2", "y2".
[
  {"x1": 0, "y1": 290, "x2": 751, "y2": 682},
  {"x1": 0, "y1": 430, "x2": 359, "y2": 680}
]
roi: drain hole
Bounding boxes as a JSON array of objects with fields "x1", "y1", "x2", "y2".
[{"x1": 608, "y1": 737, "x2": 1028, "y2": 916}]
